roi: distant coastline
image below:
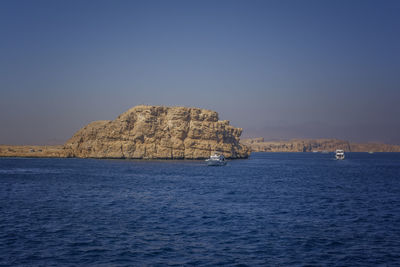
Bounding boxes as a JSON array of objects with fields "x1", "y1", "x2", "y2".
[
  {"x1": 0, "y1": 145, "x2": 68, "y2": 158},
  {"x1": 242, "y1": 138, "x2": 400, "y2": 153},
  {"x1": 2, "y1": 137, "x2": 400, "y2": 159}
]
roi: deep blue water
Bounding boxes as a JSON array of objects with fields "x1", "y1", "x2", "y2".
[{"x1": 1, "y1": 153, "x2": 400, "y2": 266}]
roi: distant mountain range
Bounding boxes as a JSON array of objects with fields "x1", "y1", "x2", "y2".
[{"x1": 241, "y1": 138, "x2": 400, "y2": 152}]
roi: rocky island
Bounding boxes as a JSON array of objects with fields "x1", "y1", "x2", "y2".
[{"x1": 0, "y1": 105, "x2": 250, "y2": 159}]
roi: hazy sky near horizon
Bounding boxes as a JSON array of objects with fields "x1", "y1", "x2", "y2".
[{"x1": 1, "y1": 0, "x2": 399, "y2": 145}]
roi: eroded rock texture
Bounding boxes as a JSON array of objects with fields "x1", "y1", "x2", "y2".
[{"x1": 64, "y1": 105, "x2": 250, "y2": 159}]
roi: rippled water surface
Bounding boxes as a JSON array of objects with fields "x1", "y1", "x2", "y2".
[{"x1": 1, "y1": 153, "x2": 400, "y2": 266}]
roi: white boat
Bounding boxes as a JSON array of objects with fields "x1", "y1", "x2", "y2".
[
  {"x1": 205, "y1": 152, "x2": 227, "y2": 166},
  {"x1": 335, "y1": 149, "x2": 345, "y2": 160}
]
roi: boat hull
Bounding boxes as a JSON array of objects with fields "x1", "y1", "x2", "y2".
[
  {"x1": 206, "y1": 160, "x2": 227, "y2": 166},
  {"x1": 335, "y1": 150, "x2": 345, "y2": 160}
]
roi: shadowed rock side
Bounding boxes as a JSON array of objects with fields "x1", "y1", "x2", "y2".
[
  {"x1": 64, "y1": 105, "x2": 250, "y2": 159},
  {"x1": 242, "y1": 138, "x2": 400, "y2": 152}
]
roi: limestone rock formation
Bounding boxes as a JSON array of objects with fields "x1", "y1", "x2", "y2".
[{"x1": 64, "y1": 105, "x2": 250, "y2": 159}]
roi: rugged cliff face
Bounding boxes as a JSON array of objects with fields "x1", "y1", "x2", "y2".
[{"x1": 64, "y1": 105, "x2": 250, "y2": 159}]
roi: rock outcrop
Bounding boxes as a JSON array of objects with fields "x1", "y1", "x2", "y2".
[
  {"x1": 242, "y1": 138, "x2": 400, "y2": 152},
  {"x1": 64, "y1": 105, "x2": 250, "y2": 159}
]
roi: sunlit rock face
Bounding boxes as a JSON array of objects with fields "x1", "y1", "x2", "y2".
[{"x1": 64, "y1": 105, "x2": 250, "y2": 159}]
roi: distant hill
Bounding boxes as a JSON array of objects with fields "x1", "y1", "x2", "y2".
[{"x1": 241, "y1": 138, "x2": 400, "y2": 152}]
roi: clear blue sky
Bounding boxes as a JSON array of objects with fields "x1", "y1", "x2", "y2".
[{"x1": 1, "y1": 0, "x2": 399, "y2": 145}]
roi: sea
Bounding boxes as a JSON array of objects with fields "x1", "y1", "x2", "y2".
[{"x1": 1, "y1": 152, "x2": 400, "y2": 266}]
